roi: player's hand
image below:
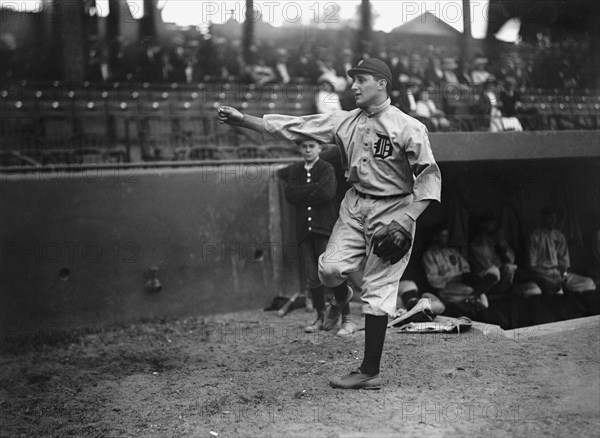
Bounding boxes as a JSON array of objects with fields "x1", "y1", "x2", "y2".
[
  {"x1": 217, "y1": 106, "x2": 244, "y2": 125},
  {"x1": 371, "y1": 221, "x2": 412, "y2": 264}
]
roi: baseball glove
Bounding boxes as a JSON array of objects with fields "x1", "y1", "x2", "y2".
[{"x1": 371, "y1": 221, "x2": 412, "y2": 264}]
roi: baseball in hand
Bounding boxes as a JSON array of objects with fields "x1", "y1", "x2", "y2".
[{"x1": 217, "y1": 106, "x2": 243, "y2": 124}]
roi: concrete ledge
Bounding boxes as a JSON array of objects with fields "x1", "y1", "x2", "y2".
[
  {"x1": 429, "y1": 130, "x2": 600, "y2": 162},
  {"x1": 471, "y1": 320, "x2": 505, "y2": 336},
  {"x1": 504, "y1": 315, "x2": 600, "y2": 339}
]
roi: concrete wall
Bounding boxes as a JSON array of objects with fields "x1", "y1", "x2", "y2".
[
  {"x1": 1, "y1": 165, "x2": 286, "y2": 339},
  {"x1": 1, "y1": 130, "x2": 599, "y2": 339}
]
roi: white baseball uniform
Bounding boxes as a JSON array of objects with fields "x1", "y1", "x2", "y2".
[
  {"x1": 262, "y1": 98, "x2": 442, "y2": 316},
  {"x1": 528, "y1": 227, "x2": 595, "y2": 293}
]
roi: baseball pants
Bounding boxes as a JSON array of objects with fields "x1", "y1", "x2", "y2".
[{"x1": 318, "y1": 188, "x2": 416, "y2": 316}]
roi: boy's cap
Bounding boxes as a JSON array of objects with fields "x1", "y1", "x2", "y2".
[{"x1": 347, "y1": 58, "x2": 392, "y2": 85}]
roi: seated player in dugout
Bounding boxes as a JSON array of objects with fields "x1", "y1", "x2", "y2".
[
  {"x1": 422, "y1": 224, "x2": 497, "y2": 319},
  {"x1": 278, "y1": 140, "x2": 354, "y2": 336},
  {"x1": 470, "y1": 211, "x2": 543, "y2": 326},
  {"x1": 218, "y1": 58, "x2": 442, "y2": 390},
  {"x1": 527, "y1": 205, "x2": 598, "y2": 316}
]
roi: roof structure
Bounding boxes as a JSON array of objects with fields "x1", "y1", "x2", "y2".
[{"x1": 391, "y1": 11, "x2": 462, "y2": 36}]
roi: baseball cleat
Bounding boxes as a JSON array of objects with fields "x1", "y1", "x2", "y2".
[
  {"x1": 422, "y1": 292, "x2": 446, "y2": 315},
  {"x1": 322, "y1": 287, "x2": 353, "y2": 331},
  {"x1": 329, "y1": 369, "x2": 382, "y2": 390},
  {"x1": 465, "y1": 293, "x2": 489, "y2": 310}
]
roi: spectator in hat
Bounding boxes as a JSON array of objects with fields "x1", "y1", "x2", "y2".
[
  {"x1": 479, "y1": 76, "x2": 505, "y2": 132},
  {"x1": 391, "y1": 81, "x2": 418, "y2": 115},
  {"x1": 456, "y1": 59, "x2": 474, "y2": 87},
  {"x1": 471, "y1": 57, "x2": 492, "y2": 85},
  {"x1": 158, "y1": 50, "x2": 175, "y2": 83},
  {"x1": 388, "y1": 47, "x2": 410, "y2": 88},
  {"x1": 315, "y1": 75, "x2": 343, "y2": 114},
  {"x1": 499, "y1": 75, "x2": 531, "y2": 131},
  {"x1": 87, "y1": 46, "x2": 112, "y2": 82},
  {"x1": 442, "y1": 57, "x2": 460, "y2": 85},
  {"x1": 290, "y1": 48, "x2": 320, "y2": 84},
  {"x1": 246, "y1": 56, "x2": 277, "y2": 86},
  {"x1": 414, "y1": 88, "x2": 450, "y2": 131},
  {"x1": 335, "y1": 48, "x2": 357, "y2": 87},
  {"x1": 407, "y1": 53, "x2": 425, "y2": 86},
  {"x1": 316, "y1": 58, "x2": 347, "y2": 92},
  {"x1": 424, "y1": 54, "x2": 445, "y2": 88},
  {"x1": 272, "y1": 48, "x2": 292, "y2": 85},
  {"x1": 441, "y1": 57, "x2": 469, "y2": 92}
]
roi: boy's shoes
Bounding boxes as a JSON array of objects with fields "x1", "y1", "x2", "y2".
[
  {"x1": 323, "y1": 287, "x2": 354, "y2": 331},
  {"x1": 336, "y1": 315, "x2": 356, "y2": 336},
  {"x1": 329, "y1": 368, "x2": 382, "y2": 390},
  {"x1": 304, "y1": 319, "x2": 323, "y2": 333},
  {"x1": 305, "y1": 294, "x2": 314, "y2": 312}
]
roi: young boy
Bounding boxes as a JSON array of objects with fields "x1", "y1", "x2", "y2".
[{"x1": 279, "y1": 140, "x2": 354, "y2": 335}]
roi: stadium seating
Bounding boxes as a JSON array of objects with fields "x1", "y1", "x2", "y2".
[{"x1": 0, "y1": 80, "x2": 598, "y2": 166}]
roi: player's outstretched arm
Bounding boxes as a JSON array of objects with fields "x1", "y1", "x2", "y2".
[{"x1": 217, "y1": 106, "x2": 263, "y2": 133}]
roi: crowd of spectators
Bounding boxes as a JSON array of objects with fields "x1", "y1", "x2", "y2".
[
  {"x1": 1, "y1": 26, "x2": 596, "y2": 134},
  {"x1": 2, "y1": 25, "x2": 593, "y2": 90},
  {"x1": 82, "y1": 33, "x2": 594, "y2": 131}
]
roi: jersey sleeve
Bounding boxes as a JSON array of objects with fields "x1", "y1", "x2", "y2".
[
  {"x1": 405, "y1": 125, "x2": 442, "y2": 204},
  {"x1": 262, "y1": 113, "x2": 340, "y2": 144}
]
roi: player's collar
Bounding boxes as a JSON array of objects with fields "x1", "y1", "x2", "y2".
[{"x1": 365, "y1": 98, "x2": 391, "y2": 118}]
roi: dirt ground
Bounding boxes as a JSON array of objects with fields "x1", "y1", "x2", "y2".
[{"x1": 1, "y1": 304, "x2": 599, "y2": 438}]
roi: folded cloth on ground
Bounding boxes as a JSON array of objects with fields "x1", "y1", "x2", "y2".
[
  {"x1": 389, "y1": 298, "x2": 435, "y2": 327},
  {"x1": 395, "y1": 316, "x2": 473, "y2": 333}
]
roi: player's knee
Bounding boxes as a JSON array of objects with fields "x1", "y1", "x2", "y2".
[
  {"x1": 362, "y1": 304, "x2": 393, "y2": 317},
  {"x1": 318, "y1": 259, "x2": 345, "y2": 288},
  {"x1": 398, "y1": 280, "x2": 418, "y2": 295},
  {"x1": 518, "y1": 282, "x2": 543, "y2": 298}
]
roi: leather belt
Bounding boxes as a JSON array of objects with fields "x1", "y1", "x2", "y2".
[{"x1": 354, "y1": 188, "x2": 409, "y2": 201}]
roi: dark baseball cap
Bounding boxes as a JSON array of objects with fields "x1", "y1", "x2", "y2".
[{"x1": 347, "y1": 58, "x2": 392, "y2": 85}]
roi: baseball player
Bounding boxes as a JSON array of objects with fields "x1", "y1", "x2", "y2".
[
  {"x1": 470, "y1": 211, "x2": 541, "y2": 298},
  {"x1": 527, "y1": 206, "x2": 596, "y2": 308},
  {"x1": 218, "y1": 58, "x2": 442, "y2": 390},
  {"x1": 422, "y1": 224, "x2": 492, "y2": 314}
]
